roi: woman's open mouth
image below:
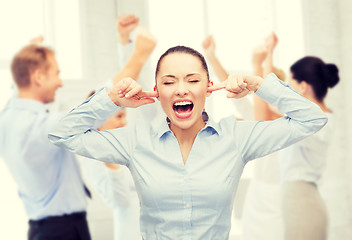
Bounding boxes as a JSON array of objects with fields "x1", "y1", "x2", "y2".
[{"x1": 172, "y1": 100, "x2": 194, "y2": 119}]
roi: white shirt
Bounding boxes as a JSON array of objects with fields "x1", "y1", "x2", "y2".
[
  {"x1": 80, "y1": 157, "x2": 141, "y2": 240},
  {"x1": 279, "y1": 113, "x2": 333, "y2": 184}
]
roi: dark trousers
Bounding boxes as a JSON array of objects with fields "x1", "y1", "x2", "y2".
[{"x1": 28, "y1": 212, "x2": 91, "y2": 240}]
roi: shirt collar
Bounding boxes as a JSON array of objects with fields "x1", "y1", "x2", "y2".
[
  {"x1": 152, "y1": 112, "x2": 221, "y2": 139},
  {"x1": 5, "y1": 97, "x2": 47, "y2": 113}
]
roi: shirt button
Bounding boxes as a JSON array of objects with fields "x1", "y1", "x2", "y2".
[
  {"x1": 185, "y1": 203, "x2": 190, "y2": 208},
  {"x1": 186, "y1": 230, "x2": 190, "y2": 234}
]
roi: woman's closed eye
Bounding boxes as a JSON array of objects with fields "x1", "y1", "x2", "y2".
[
  {"x1": 163, "y1": 81, "x2": 174, "y2": 85},
  {"x1": 188, "y1": 79, "x2": 200, "y2": 83}
]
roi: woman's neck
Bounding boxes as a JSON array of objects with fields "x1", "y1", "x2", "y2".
[
  {"x1": 170, "y1": 118, "x2": 206, "y2": 144},
  {"x1": 306, "y1": 95, "x2": 330, "y2": 113},
  {"x1": 170, "y1": 117, "x2": 206, "y2": 165},
  {"x1": 317, "y1": 101, "x2": 330, "y2": 113}
]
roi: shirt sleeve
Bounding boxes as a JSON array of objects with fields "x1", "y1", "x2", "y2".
[
  {"x1": 48, "y1": 88, "x2": 133, "y2": 166},
  {"x1": 80, "y1": 157, "x2": 134, "y2": 207},
  {"x1": 238, "y1": 73, "x2": 328, "y2": 162},
  {"x1": 231, "y1": 95, "x2": 254, "y2": 120},
  {"x1": 117, "y1": 42, "x2": 134, "y2": 70}
]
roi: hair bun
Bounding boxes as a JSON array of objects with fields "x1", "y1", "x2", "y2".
[{"x1": 324, "y1": 63, "x2": 339, "y2": 88}]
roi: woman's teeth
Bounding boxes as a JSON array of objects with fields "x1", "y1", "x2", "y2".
[{"x1": 173, "y1": 101, "x2": 194, "y2": 113}]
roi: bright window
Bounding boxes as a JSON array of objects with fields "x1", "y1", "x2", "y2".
[
  {"x1": 206, "y1": 0, "x2": 274, "y2": 73},
  {"x1": 147, "y1": 0, "x2": 206, "y2": 69},
  {"x1": 0, "y1": 0, "x2": 83, "y2": 110},
  {"x1": 146, "y1": 0, "x2": 304, "y2": 111},
  {"x1": 0, "y1": 0, "x2": 45, "y2": 110},
  {"x1": 50, "y1": 0, "x2": 83, "y2": 80}
]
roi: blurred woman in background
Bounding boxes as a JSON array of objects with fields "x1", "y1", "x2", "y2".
[{"x1": 280, "y1": 56, "x2": 339, "y2": 240}]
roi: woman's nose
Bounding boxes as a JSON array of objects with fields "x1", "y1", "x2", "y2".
[{"x1": 175, "y1": 82, "x2": 189, "y2": 96}]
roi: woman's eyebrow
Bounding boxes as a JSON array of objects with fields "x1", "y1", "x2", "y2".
[
  {"x1": 161, "y1": 73, "x2": 201, "y2": 79},
  {"x1": 161, "y1": 74, "x2": 176, "y2": 79},
  {"x1": 185, "y1": 73, "x2": 201, "y2": 78}
]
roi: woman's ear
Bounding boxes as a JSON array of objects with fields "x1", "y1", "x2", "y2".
[
  {"x1": 300, "y1": 81, "x2": 315, "y2": 97},
  {"x1": 154, "y1": 85, "x2": 159, "y2": 101},
  {"x1": 206, "y1": 81, "x2": 213, "y2": 97},
  {"x1": 300, "y1": 81, "x2": 309, "y2": 96}
]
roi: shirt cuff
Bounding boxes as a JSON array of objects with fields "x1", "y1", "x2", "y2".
[
  {"x1": 255, "y1": 73, "x2": 292, "y2": 105},
  {"x1": 87, "y1": 87, "x2": 122, "y2": 120}
]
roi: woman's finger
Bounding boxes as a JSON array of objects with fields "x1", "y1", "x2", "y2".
[
  {"x1": 237, "y1": 75, "x2": 248, "y2": 89},
  {"x1": 139, "y1": 90, "x2": 159, "y2": 98},
  {"x1": 228, "y1": 75, "x2": 238, "y2": 92},
  {"x1": 135, "y1": 98, "x2": 155, "y2": 107},
  {"x1": 228, "y1": 75, "x2": 247, "y2": 93},
  {"x1": 227, "y1": 89, "x2": 250, "y2": 98},
  {"x1": 116, "y1": 78, "x2": 133, "y2": 97},
  {"x1": 125, "y1": 84, "x2": 142, "y2": 98},
  {"x1": 208, "y1": 82, "x2": 226, "y2": 92},
  {"x1": 123, "y1": 80, "x2": 138, "y2": 97}
]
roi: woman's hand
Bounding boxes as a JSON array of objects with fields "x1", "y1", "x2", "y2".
[
  {"x1": 135, "y1": 27, "x2": 157, "y2": 58},
  {"x1": 208, "y1": 74, "x2": 263, "y2": 98},
  {"x1": 265, "y1": 32, "x2": 278, "y2": 52},
  {"x1": 117, "y1": 14, "x2": 139, "y2": 45},
  {"x1": 252, "y1": 44, "x2": 268, "y2": 66},
  {"x1": 108, "y1": 78, "x2": 158, "y2": 108},
  {"x1": 202, "y1": 35, "x2": 216, "y2": 57}
]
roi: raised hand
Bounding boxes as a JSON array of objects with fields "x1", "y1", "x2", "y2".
[
  {"x1": 30, "y1": 35, "x2": 44, "y2": 45},
  {"x1": 134, "y1": 27, "x2": 157, "y2": 58},
  {"x1": 252, "y1": 44, "x2": 268, "y2": 66},
  {"x1": 108, "y1": 78, "x2": 158, "y2": 108},
  {"x1": 208, "y1": 74, "x2": 263, "y2": 98},
  {"x1": 265, "y1": 32, "x2": 278, "y2": 51},
  {"x1": 117, "y1": 14, "x2": 140, "y2": 45},
  {"x1": 202, "y1": 35, "x2": 216, "y2": 57}
]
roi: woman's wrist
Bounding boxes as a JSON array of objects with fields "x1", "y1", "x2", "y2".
[
  {"x1": 254, "y1": 76, "x2": 264, "y2": 92},
  {"x1": 118, "y1": 34, "x2": 130, "y2": 45}
]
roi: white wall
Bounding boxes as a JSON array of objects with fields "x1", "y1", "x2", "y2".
[
  {"x1": 55, "y1": 0, "x2": 121, "y2": 111},
  {"x1": 301, "y1": 0, "x2": 352, "y2": 239}
]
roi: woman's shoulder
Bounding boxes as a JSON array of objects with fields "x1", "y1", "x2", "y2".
[{"x1": 207, "y1": 114, "x2": 238, "y2": 134}]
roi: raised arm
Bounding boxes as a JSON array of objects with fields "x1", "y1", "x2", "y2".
[
  {"x1": 117, "y1": 14, "x2": 139, "y2": 45},
  {"x1": 263, "y1": 32, "x2": 278, "y2": 77},
  {"x1": 48, "y1": 78, "x2": 158, "y2": 164},
  {"x1": 251, "y1": 44, "x2": 267, "y2": 78},
  {"x1": 116, "y1": 14, "x2": 139, "y2": 67},
  {"x1": 208, "y1": 73, "x2": 328, "y2": 162},
  {"x1": 116, "y1": 14, "x2": 157, "y2": 82},
  {"x1": 239, "y1": 74, "x2": 327, "y2": 162},
  {"x1": 202, "y1": 35, "x2": 229, "y2": 82},
  {"x1": 252, "y1": 33, "x2": 281, "y2": 121},
  {"x1": 112, "y1": 27, "x2": 156, "y2": 85}
]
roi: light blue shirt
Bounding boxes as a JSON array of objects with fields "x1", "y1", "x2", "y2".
[
  {"x1": 49, "y1": 74, "x2": 328, "y2": 240},
  {"x1": 0, "y1": 98, "x2": 87, "y2": 220}
]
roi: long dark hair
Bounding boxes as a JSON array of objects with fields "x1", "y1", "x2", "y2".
[{"x1": 290, "y1": 56, "x2": 339, "y2": 102}]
